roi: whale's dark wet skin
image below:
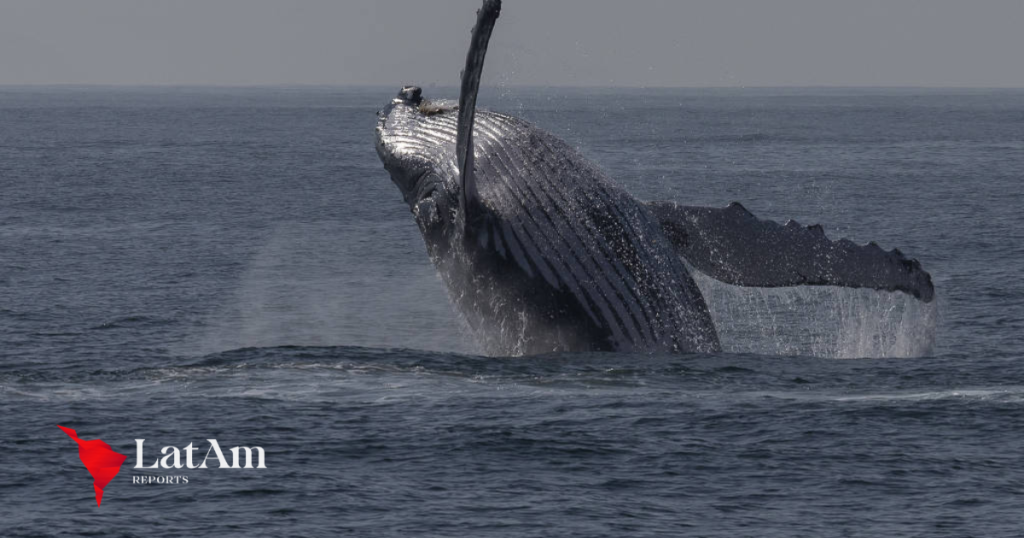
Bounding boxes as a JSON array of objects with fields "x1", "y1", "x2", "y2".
[{"x1": 375, "y1": 0, "x2": 934, "y2": 356}]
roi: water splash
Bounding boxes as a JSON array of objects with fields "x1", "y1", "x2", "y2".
[
  {"x1": 694, "y1": 270, "x2": 938, "y2": 358},
  {"x1": 195, "y1": 221, "x2": 477, "y2": 356}
]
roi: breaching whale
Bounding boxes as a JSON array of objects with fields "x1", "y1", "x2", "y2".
[{"x1": 374, "y1": 0, "x2": 934, "y2": 355}]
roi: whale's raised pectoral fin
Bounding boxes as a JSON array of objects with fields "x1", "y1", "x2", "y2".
[
  {"x1": 456, "y1": 0, "x2": 501, "y2": 230},
  {"x1": 646, "y1": 201, "x2": 935, "y2": 302}
]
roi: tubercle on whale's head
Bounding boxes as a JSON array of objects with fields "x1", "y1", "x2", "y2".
[{"x1": 375, "y1": 86, "x2": 459, "y2": 234}]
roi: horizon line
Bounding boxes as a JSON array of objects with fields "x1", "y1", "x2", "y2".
[{"x1": 2, "y1": 83, "x2": 1024, "y2": 91}]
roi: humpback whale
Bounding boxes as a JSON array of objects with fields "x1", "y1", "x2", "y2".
[{"x1": 374, "y1": 0, "x2": 933, "y2": 355}]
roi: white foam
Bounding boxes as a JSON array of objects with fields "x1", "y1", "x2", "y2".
[{"x1": 694, "y1": 271, "x2": 939, "y2": 358}]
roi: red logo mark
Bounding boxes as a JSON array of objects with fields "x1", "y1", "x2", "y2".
[{"x1": 58, "y1": 425, "x2": 128, "y2": 506}]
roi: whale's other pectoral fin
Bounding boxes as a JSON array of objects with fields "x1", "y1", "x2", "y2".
[{"x1": 646, "y1": 201, "x2": 935, "y2": 302}]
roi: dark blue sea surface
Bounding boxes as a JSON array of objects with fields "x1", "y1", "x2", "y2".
[{"x1": 2, "y1": 86, "x2": 1023, "y2": 536}]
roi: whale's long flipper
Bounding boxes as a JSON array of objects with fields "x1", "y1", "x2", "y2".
[
  {"x1": 647, "y1": 201, "x2": 935, "y2": 302},
  {"x1": 456, "y1": 0, "x2": 501, "y2": 228}
]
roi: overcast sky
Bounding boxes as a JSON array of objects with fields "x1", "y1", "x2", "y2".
[{"x1": 2, "y1": 0, "x2": 1022, "y2": 87}]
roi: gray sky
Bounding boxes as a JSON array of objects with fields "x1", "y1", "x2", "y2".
[{"x1": 2, "y1": 0, "x2": 1022, "y2": 87}]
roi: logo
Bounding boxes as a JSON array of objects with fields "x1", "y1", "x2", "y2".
[
  {"x1": 59, "y1": 425, "x2": 268, "y2": 506},
  {"x1": 134, "y1": 439, "x2": 267, "y2": 470},
  {"x1": 57, "y1": 425, "x2": 127, "y2": 506}
]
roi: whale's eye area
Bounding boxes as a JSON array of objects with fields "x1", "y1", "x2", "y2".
[{"x1": 398, "y1": 85, "x2": 423, "y2": 105}]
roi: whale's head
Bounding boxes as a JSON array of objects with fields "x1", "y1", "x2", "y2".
[{"x1": 375, "y1": 86, "x2": 461, "y2": 237}]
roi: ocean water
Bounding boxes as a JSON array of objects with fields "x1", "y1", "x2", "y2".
[{"x1": 2, "y1": 86, "x2": 1023, "y2": 536}]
